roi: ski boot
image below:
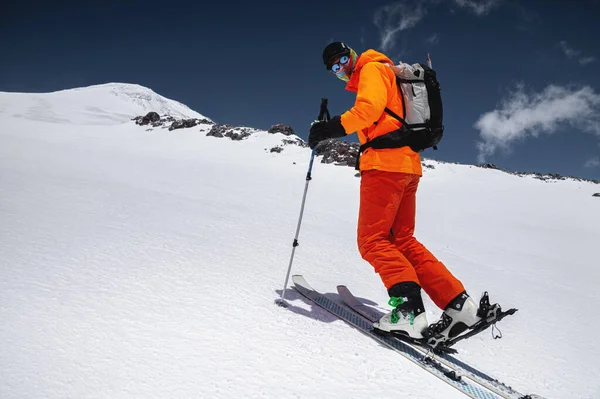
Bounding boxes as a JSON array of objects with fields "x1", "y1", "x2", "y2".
[
  {"x1": 424, "y1": 291, "x2": 513, "y2": 349},
  {"x1": 373, "y1": 282, "x2": 428, "y2": 340}
]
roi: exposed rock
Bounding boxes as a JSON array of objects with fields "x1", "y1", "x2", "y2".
[
  {"x1": 478, "y1": 163, "x2": 499, "y2": 169},
  {"x1": 268, "y1": 124, "x2": 295, "y2": 136},
  {"x1": 206, "y1": 124, "x2": 256, "y2": 141},
  {"x1": 315, "y1": 140, "x2": 359, "y2": 168},
  {"x1": 206, "y1": 124, "x2": 232, "y2": 138},
  {"x1": 283, "y1": 137, "x2": 308, "y2": 148},
  {"x1": 532, "y1": 173, "x2": 566, "y2": 182},
  {"x1": 226, "y1": 129, "x2": 253, "y2": 141},
  {"x1": 593, "y1": 193, "x2": 600, "y2": 197},
  {"x1": 130, "y1": 114, "x2": 600, "y2": 185},
  {"x1": 476, "y1": 163, "x2": 600, "y2": 185},
  {"x1": 169, "y1": 119, "x2": 200, "y2": 131},
  {"x1": 205, "y1": 124, "x2": 224, "y2": 137},
  {"x1": 132, "y1": 113, "x2": 213, "y2": 130},
  {"x1": 158, "y1": 116, "x2": 177, "y2": 127},
  {"x1": 133, "y1": 111, "x2": 160, "y2": 126}
]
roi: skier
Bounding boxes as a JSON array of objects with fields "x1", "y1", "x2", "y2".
[{"x1": 308, "y1": 42, "x2": 484, "y2": 345}]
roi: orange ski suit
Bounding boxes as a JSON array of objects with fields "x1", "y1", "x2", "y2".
[{"x1": 339, "y1": 50, "x2": 464, "y2": 309}]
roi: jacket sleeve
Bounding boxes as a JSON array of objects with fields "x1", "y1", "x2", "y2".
[{"x1": 340, "y1": 62, "x2": 390, "y2": 134}]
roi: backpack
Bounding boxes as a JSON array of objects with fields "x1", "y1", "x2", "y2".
[{"x1": 355, "y1": 61, "x2": 444, "y2": 169}]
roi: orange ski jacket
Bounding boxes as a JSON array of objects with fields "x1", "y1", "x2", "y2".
[{"x1": 340, "y1": 50, "x2": 422, "y2": 176}]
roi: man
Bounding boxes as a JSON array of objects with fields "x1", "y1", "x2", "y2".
[{"x1": 308, "y1": 42, "x2": 483, "y2": 344}]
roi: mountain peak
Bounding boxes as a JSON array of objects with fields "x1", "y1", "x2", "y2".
[{"x1": 0, "y1": 82, "x2": 207, "y2": 125}]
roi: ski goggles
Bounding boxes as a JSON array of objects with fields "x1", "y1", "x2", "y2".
[{"x1": 330, "y1": 55, "x2": 350, "y2": 73}]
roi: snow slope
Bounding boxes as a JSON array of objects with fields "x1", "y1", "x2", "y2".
[
  {"x1": 0, "y1": 83, "x2": 206, "y2": 125},
  {"x1": 1, "y1": 84, "x2": 599, "y2": 399}
]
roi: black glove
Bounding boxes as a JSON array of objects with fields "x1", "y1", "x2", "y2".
[{"x1": 308, "y1": 115, "x2": 346, "y2": 149}]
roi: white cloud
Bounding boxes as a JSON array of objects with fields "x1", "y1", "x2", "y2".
[
  {"x1": 558, "y1": 41, "x2": 596, "y2": 66},
  {"x1": 558, "y1": 41, "x2": 580, "y2": 59},
  {"x1": 373, "y1": 0, "x2": 501, "y2": 51},
  {"x1": 453, "y1": 0, "x2": 502, "y2": 15},
  {"x1": 426, "y1": 33, "x2": 439, "y2": 45},
  {"x1": 373, "y1": 1, "x2": 430, "y2": 51},
  {"x1": 579, "y1": 56, "x2": 597, "y2": 66},
  {"x1": 475, "y1": 84, "x2": 600, "y2": 162},
  {"x1": 584, "y1": 157, "x2": 600, "y2": 168}
]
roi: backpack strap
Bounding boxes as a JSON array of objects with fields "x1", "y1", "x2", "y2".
[
  {"x1": 390, "y1": 76, "x2": 407, "y2": 124},
  {"x1": 355, "y1": 127, "x2": 413, "y2": 170},
  {"x1": 354, "y1": 73, "x2": 433, "y2": 170},
  {"x1": 354, "y1": 76, "x2": 411, "y2": 170},
  {"x1": 383, "y1": 106, "x2": 405, "y2": 125},
  {"x1": 384, "y1": 106, "x2": 429, "y2": 130}
]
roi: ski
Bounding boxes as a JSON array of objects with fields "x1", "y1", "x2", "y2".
[
  {"x1": 373, "y1": 328, "x2": 458, "y2": 355},
  {"x1": 337, "y1": 284, "x2": 540, "y2": 399},
  {"x1": 292, "y1": 275, "x2": 506, "y2": 399}
]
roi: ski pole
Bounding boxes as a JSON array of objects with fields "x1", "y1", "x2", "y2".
[{"x1": 275, "y1": 98, "x2": 330, "y2": 307}]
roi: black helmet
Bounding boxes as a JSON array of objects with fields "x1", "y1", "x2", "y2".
[{"x1": 322, "y1": 42, "x2": 352, "y2": 70}]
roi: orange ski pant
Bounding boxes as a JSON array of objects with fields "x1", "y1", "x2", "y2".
[{"x1": 357, "y1": 170, "x2": 465, "y2": 309}]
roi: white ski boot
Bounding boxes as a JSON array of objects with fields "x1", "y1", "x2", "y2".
[
  {"x1": 424, "y1": 292, "x2": 482, "y2": 343},
  {"x1": 373, "y1": 282, "x2": 428, "y2": 339}
]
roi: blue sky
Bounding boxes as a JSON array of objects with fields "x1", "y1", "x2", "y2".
[{"x1": 2, "y1": 0, "x2": 599, "y2": 180}]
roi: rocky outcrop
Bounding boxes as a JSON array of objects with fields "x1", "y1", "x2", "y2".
[
  {"x1": 282, "y1": 137, "x2": 308, "y2": 148},
  {"x1": 132, "y1": 113, "x2": 213, "y2": 130},
  {"x1": 131, "y1": 113, "x2": 599, "y2": 185},
  {"x1": 133, "y1": 112, "x2": 160, "y2": 126},
  {"x1": 478, "y1": 163, "x2": 499, "y2": 170},
  {"x1": 169, "y1": 118, "x2": 212, "y2": 131},
  {"x1": 476, "y1": 163, "x2": 599, "y2": 185},
  {"x1": 314, "y1": 140, "x2": 359, "y2": 168},
  {"x1": 206, "y1": 124, "x2": 257, "y2": 141},
  {"x1": 268, "y1": 124, "x2": 295, "y2": 136}
]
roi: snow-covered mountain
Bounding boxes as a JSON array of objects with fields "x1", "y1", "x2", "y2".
[
  {"x1": 1, "y1": 84, "x2": 599, "y2": 399},
  {"x1": 0, "y1": 83, "x2": 206, "y2": 125}
]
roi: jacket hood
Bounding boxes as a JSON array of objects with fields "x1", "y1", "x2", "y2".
[
  {"x1": 345, "y1": 49, "x2": 394, "y2": 91},
  {"x1": 354, "y1": 49, "x2": 394, "y2": 72}
]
